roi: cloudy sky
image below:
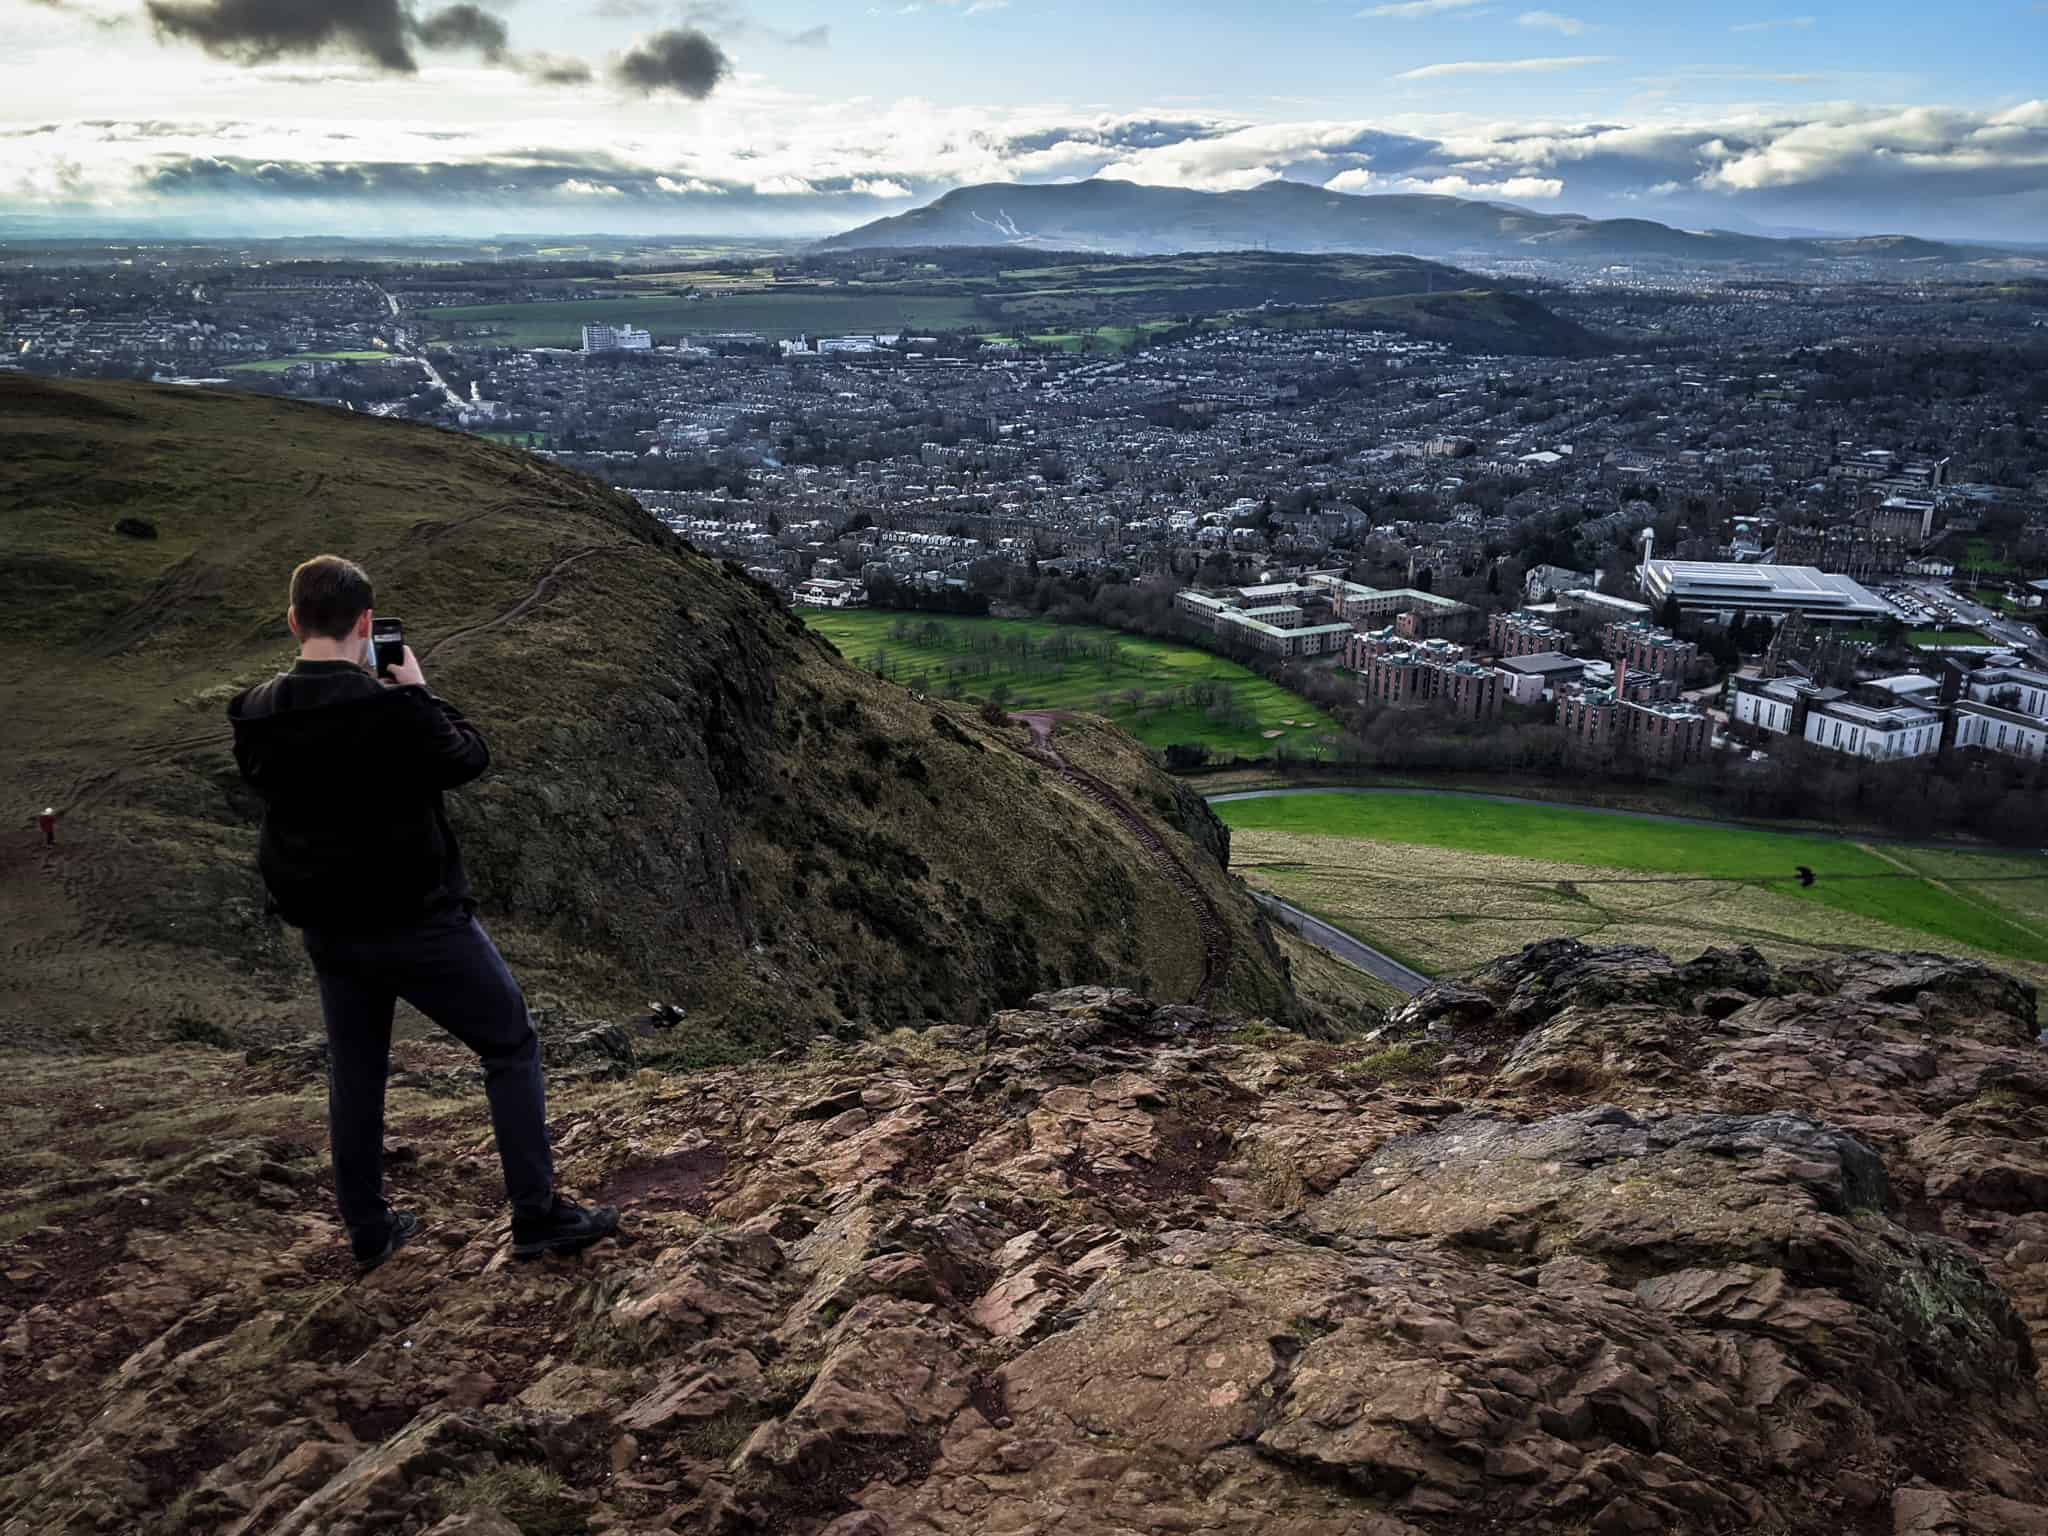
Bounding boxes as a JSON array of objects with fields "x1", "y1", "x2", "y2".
[{"x1": 3, "y1": 0, "x2": 2045, "y2": 242}]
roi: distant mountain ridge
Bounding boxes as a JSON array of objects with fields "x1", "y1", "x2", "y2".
[{"x1": 820, "y1": 179, "x2": 2025, "y2": 268}]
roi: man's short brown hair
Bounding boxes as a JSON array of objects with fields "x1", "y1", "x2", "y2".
[{"x1": 289, "y1": 555, "x2": 374, "y2": 640}]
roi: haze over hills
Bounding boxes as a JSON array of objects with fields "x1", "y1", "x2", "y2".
[
  {"x1": 0, "y1": 375, "x2": 1302, "y2": 1054},
  {"x1": 821, "y1": 179, "x2": 2031, "y2": 269}
]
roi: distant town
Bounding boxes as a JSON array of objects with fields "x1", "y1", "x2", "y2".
[{"x1": 5, "y1": 241, "x2": 2045, "y2": 819}]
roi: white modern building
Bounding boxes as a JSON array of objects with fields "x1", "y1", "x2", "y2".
[
  {"x1": 1954, "y1": 702, "x2": 2048, "y2": 759},
  {"x1": 791, "y1": 578, "x2": 865, "y2": 609},
  {"x1": 1728, "y1": 675, "x2": 1810, "y2": 736},
  {"x1": 1801, "y1": 698, "x2": 1941, "y2": 761},
  {"x1": 581, "y1": 323, "x2": 652, "y2": 353},
  {"x1": 1962, "y1": 666, "x2": 2048, "y2": 720},
  {"x1": 1638, "y1": 560, "x2": 1891, "y2": 624}
]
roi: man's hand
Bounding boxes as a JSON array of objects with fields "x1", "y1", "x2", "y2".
[{"x1": 382, "y1": 645, "x2": 427, "y2": 689}]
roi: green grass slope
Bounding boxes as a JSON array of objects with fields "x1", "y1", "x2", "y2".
[
  {"x1": 0, "y1": 375, "x2": 1300, "y2": 1053},
  {"x1": 1214, "y1": 791, "x2": 2047, "y2": 974},
  {"x1": 804, "y1": 611, "x2": 1341, "y2": 759}
]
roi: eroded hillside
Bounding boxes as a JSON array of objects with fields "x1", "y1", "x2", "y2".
[
  {"x1": 0, "y1": 375, "x2": 1300, "y2": 1052},
  {"x1": 1, "y1": 941, "x2": 2044, "y2": 1533}
]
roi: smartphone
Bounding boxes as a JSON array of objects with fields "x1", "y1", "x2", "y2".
[{"x1": 372, "y1": 618, "x2": 405, "y2": 675}]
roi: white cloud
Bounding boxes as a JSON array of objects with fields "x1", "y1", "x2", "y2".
[
  {"x1": 1517, "y1": 10, "x2": 1589, "y2": 35},
  {"x1": 1356, "y1": 0, "x2": 1486, "y2": 16},
  {"x1": 655, "y1": 174, "x2": 725, "y2": 194},
  {"x1": 1097, "y1": 119, "x2": 1391, "y2": 191},
  {"x1": 1398, "y1": 54, "x2": 1613, "y2": 79},
  {"x1": 1729, "y1": 14, "x2": 1815, "y2": 30},
  {"x1": 1324, "y1": 166, "x2": 1562, "y2": 199},
  {"x1": 1695, "y1": 102, "x2": 2048, "y2": 191},
  {"x1": 1408, "y1": 173, "x2": 1565, "y2": 199},
  {"x1": 6, "y1": 92, "x2": 2046, "y2": 241}
]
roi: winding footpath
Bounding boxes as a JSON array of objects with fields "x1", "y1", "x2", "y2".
[
  {"x1": 60, "y1": 544, "x2": 623, "y2": 816},
  {"x1": 1012, "y1": 712, "x2": 1232, "y2": 1007}
]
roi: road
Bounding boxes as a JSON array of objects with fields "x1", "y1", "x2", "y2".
[
  {"x1": 370, "y1": 280, "x2": 463, "y2": 410},
  {"x1": 1901, "y1": 579, "x2": 2042, "y2": 656},
  {"x1": 1248, "y1": 890, "x2": 1430, "y2": 996},
  {"x1": 411, "y1": 351, "x2": 465, "y2": 412}
]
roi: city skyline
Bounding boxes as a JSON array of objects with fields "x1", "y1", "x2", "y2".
[{"x1": 3, "y1": 0, "x2": 2046, "y2": 241}]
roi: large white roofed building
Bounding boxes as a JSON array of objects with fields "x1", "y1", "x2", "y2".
[{"x1": 1638, "y1": 560, "x2": 1891, "y2": 624}]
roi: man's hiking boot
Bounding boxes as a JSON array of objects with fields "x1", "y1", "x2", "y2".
[
  {"x1": 352, "y1": 1210, "x2": 419, "y2": 1273},
  {"x1": 511, "y1": 1196, "x2": 621, "y2": 1260}
]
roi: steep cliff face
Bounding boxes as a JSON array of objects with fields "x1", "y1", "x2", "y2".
[
  {"x1": 2, "y1": 942, "x2": 2043, "y2": 1535},
  {"x1": 0, "y1": 375, "x2": 1299, "y2": 1051}
]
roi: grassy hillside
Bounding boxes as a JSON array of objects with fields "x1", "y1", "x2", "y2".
[
  {"x1": 1214, "y1": 791, "x2": 2047, "y2": 984},
  {"x1": 804, "y1": 611, "x2": 1341, "y2": 759},
  {"x1": 0, "y1": 376, "x2": 1306, "y2": 1053}
]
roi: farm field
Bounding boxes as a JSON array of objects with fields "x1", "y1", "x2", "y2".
[
  {"x1": 222, "y1": 350, "x2": 399, "y2": 373},
  {"x1": 802, "y1": 611, "x2": 1340, "y2": 760},
  {"x1": 1214, "y1": 790, "x2": 2048, "y2": 984},
  {"x1": 422, "y1": 293, "x2": 982, "y2": 346}
]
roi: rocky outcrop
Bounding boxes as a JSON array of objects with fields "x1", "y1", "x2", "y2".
[{"x1": 3, "y1": 946, "x2": 2046, "y2": 1535}]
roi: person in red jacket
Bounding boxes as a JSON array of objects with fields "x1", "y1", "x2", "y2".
[{"x1": 228, "y1": 555, "x2": 618, "y2": 1271}]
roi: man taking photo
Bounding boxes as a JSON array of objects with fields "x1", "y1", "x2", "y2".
[{"x1": 229, "y1": 554, "x2": 619, "y2": 1271}]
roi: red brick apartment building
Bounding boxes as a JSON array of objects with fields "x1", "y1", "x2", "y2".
[
  {"x1": 1489, "y1": 609, "x2": 1573, "y2": 658},
  {"x1": 1363, "y1": 650, "x2": 1502, "y2": 721},
  {"x1": 1602, "y1": 619, "x2": 1699, "y2": 680},
  {"x1": 1556, "y1": 681, "x2": 1709, "y2": 767}
]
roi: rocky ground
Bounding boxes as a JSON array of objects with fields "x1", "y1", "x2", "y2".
[{"x1": 3, "y1": 941, "x2": 2047, "y2": 1535}]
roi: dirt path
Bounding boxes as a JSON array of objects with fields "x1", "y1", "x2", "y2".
[
  {"x1": 1011, "y1": 711, "x2": 1231, "y2": 1007},
  {"x1": 51, "y1": 545, "x2": 627, "y2": 818},
  {"x1": 422, "y1": 544, "x2": 621, "y2": 663}
]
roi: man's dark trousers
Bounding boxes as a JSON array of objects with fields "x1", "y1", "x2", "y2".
[{"x1": 304, "y1": 907, "x2": 555, "y2": 1243}]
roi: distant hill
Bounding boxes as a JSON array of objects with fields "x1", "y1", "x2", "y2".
[
  {"x1": 0, "y1": 376, "x2": 1300, "y2": 1052},
  {"x1": 820, "y1": 179, "x2": 2021, "y2": 268},
  {"x1": 801, "y1": 247, "x2": 1609, "y2": 356}
]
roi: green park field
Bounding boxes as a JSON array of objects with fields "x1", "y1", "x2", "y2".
[
  {"x1": 802, "y1": 611, "x2": 1340, "y2": 760},
  {"x1": 1215, "y1": 790, "x2": 2048, "y2": 984},
  {"x1": 423, "y1": 293, "x2": 982, "y2": 346},
  {"x1": 1845, "y1": 625, "x2": 1997, "y2": 648}
]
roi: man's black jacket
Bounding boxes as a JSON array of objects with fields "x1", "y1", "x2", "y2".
[{"x1": 228, "y1": 659, "x2": 489, "y2": 931}]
